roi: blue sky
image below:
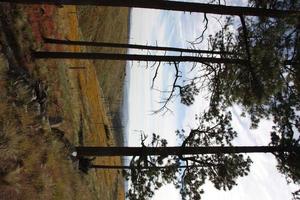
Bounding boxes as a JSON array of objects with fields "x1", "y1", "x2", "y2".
[{"x1": 124, "y1": 2, "x2": 298, "y2": 199}]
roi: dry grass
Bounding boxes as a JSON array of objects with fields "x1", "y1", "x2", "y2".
[
  {"x1": 0, "y1": 54, "x2": 93, "y2": 200},
  {"x1": 77, "y1": 7, "x2": 130, "y2": 145},
  {"x1": 0, "y1": 3, "x2": 129, "y2": 200}
]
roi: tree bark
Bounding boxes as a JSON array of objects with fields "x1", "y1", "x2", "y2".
[
  {"x1": 90, "y1": 164, "x2": 201, "y2": 169},
  {"x1": 43, "y1": 37, "x2": 236, "y2": 55},
  {"x1": 1, "y1": 0, "x2": 300, "y2": 17},
  {"x1": 32, "y1": 51, "x2": 247, "y2": 64},
  {"x1": 75, "y1": 146, "x2": 299, "y2": 157}
]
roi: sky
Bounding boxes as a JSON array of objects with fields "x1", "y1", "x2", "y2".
[{"x1": 123, "y1": 1, "x2": 298, "y2": 199}]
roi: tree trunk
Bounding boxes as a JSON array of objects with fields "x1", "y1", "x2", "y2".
[
  {"x1": 90, "y1": 164, "x2": 201, "y2": 169},
  {"x1": 1, "y1": 0, "x2": 299, "y2": 17},
  {"x1": 75, "y1": 146, "x2": 299, "y2": 157},
  {"x1": 32, "y1": 51, "x2": 247, "y2": 64},
  {"x1": 43, "y1": 37, "x2": 236, "y2": 55}
]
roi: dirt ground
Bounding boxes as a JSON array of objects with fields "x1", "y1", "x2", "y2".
[{"x1": 0, "y1": 3, "x2": 129, "y2": 200}]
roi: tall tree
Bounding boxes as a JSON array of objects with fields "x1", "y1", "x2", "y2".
[
  {"x1": 43, "y1": 37, "x2": 235, "y2": 55},
  {"x1": 32, "y1": 50, "x2": 246, "y2": 64},
  {"x1": 202, "y1": 1, "x2": 300, "y2": 142},
  {"x1": 75, "y1": 145, "x2": 297, "y2": 157},
  {"x1": 1, "y1": 0, "x2": 300, "y2": 17},
  {"x1": 188, "y1": 1, "x2": 300, "y2": 193},
  {"x1": 126, "y1": 111, "x2": 252, "y2": 200},
  {"x1": 75, "y1": 111, "x2": 300, "y2": 200},
  {"x1": 32, "y1": 49, "x2": 246, "y2": 113}
]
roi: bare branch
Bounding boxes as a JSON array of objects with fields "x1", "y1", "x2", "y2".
[
  {"x1": 188, "y1": 13, "x2": 209, "y2": 45},
  {"x1": 152, "y1": 62, "x2": 182, "y2": 114},
  {"x1": 151, "y1": 51, "x2": 167, "y2": 88},
  {"x1": 151, "y1": 62, "x2": 162, "y2": 89}
]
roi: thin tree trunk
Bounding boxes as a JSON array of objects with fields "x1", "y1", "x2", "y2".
[
  {"x1": 75, "y1": 146, "x2": 298, "y2": 157},
  {"x1": 43, "y1": 37, "x2": 236, "y2": 55},
  {"x1": 90, "y1": 164, "x2": 201, "y2": 169},
  {"x1": 32, "y1": 51, "x2": 247, "y2": 64},
  {"x1": 1, "y1": 0, "x2": 299, "y2": 17}
]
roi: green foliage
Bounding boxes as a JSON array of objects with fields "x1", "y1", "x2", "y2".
[
  {"x1": 178, "y1": 111, "x2": 251, "y2": 199},
  {"x1": 268, "y1": 85, "x2": 300, "y2": 185},
  {"x1": 204, "y1": 1, "x2": 300, "y2": 193},
  {"x1": 182, "y1": 111, "x2": 237, "y2": 147},
  {"x1": 124, "y1": 134, "x2": 181, "y2": 200},
  {"x1": 179, "y1": 82, "x2": 200, "y2": 106},
  {"x1": 124, "y1": 1, "x2": 300, "y2": 199},
  {"x1": 205, "y1": 0, "x2": 299, "y2": 109},
  {"x1": 292, "y1": 189, "x2": 300, "y2": 200},
  {"x1": 208, "y1": 154, "x2": 251, "y2": 190},
  {"x1": 124, "y1": 111, "x2": 252, "y2": 200},
  {"x1": 248, "y1": 0, "x2": 300, "y2": 10}
]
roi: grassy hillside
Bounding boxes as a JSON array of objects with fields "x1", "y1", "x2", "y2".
[
  {"x1": 0, "y1": 3, "x2": 129, "y2": 200},
  {"x1": 77, "y1": 6, "x2": 130, "y2": 145}
]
